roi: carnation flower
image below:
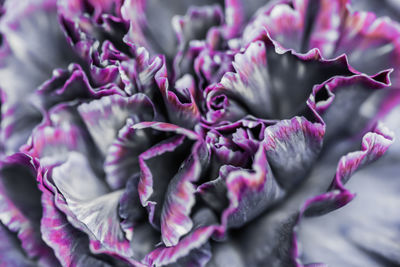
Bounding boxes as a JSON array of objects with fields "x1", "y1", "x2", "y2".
[{"x1": 0, "y1": 0, "x2": 399, "y2": 266}]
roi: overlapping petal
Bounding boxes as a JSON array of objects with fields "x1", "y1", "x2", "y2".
[{"x1": 0, "y1": 0, "x2": 398, "y2": 266}]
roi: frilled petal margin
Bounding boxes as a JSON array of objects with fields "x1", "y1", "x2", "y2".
[
  {"x1": 160, "y1": 141, "x2": 208, "y2": 246},
  {"x1": 243, "y1": 0, "x2": 348, "y2": 55},
  {"x1": 22, "y1": 103, "x2": 98, "y2": 168},
  {"x1": 199, "y1": 115, "x2": 325, "y2": 229},
  {"x1": 77, "y1": 93, "x2": 155, "y2": 155},
  {"x1": 307, "y1": 69, "x2": 392, "y2": 143},
  {"x1": 293, "y1": 123, "x2": 394, "y2": 266},
  {"x1": 34, "y1": 64, "x2": 120, "y2": 110},
  {"x1": 40, "y1": 187, "x2": 115, "y2": 267},
  {"x1": 134, "y1": 122, "x2": 201, "y2": 237},
  {"x1": 172, "y1": 4, "x2": 223, "y2": 79},
  {"x1": 0, "y1": 223, "x2": 36, "y2": 267},
  {"x1": 0, "y1": 153, "x2": 59, "y2": 266},
  {"x1": 204, "y1": 31, "x2": 354, "y2": 123},
  {"x1": 155, "y1": 62, "x2": 201, "y2": 128},
  {"x1": 37, "y1": 151, "x2": 136, "y2": 264}
]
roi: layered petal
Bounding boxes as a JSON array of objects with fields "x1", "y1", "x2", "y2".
[
  {"x1": 160, "y1": 141, "x2": 208, "y2": 246},
  {"x1": 308, "y1": 70, "x2": 392, "y2": 143},
  {"x1": 136, "y1": 122, "x2": 199, "y2": 228},
  {"x1": 48, "y1": 152, "x2": 132, "y2": 258},
  {"x1": 40, "y1": 184, "x2": 136, "y2": 267},
  {"x1": 77, "y1": 93, "x2": 155, "y2": 155},
  {"x1": 0, "y1": 0, "x2": 79, "y2": 154},
  {"x1": 205, "y1": 31, "x2": 354, "y2": 123},
  {"x1": 264, "y1": 116, "x2": 325, "y2": 189},
  {"x1": 0, "y1": 153, "x2": 59, "y2": 266},
  {"x1": 294, "y1": 123, "x2": 394, "y2": 265}
]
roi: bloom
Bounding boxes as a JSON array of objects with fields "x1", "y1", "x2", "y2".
[{"x1": 0, "y1": 0, "x2": 399, "y2": 266}]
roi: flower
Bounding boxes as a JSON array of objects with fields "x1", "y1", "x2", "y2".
[{"x1": 0, "y1": 0, "x2": 399, "y2": 266}]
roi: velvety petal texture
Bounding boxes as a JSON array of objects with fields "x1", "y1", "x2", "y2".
[{"x1": 0, "y1": 0, "x2": 399, "y2": 266}]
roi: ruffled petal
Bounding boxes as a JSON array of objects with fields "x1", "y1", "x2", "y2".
[
  {"x1": 118, "y1": 46, "x2": 164, "y2": 97},
  {"x1": 157, "y1": 69, "x2": 201, "y2": 128},
  {"x1": 243, "y1": 0, "x2": 348, "y2": 55},
  {"x1": 206, "y1": 31, "x2": 353, "y2": 122},
  {"x1": 144, "y1": 208, "x2": 218, "y2": 267},
  {"x1": 308, "y1": 70, "x2": 392, "y2": 143},
  {"x1": 264, "y1": 116, "x2": 325, "y2": 189},
  {"x1": 40, "y1": 185, "x2": 129, "y2": 267},
  {"x1": 172, "y1": 4, "x2": 223, "y2": 78},
  {"x1": 293, "y1": 124, "x2": 394, "y2": 265},
  {"x1": 160, "y1": 141, "x2": 208, "y2": 246},
  {"x1": 34, "y1": 64, "x2": 120, "y2": 110},
  {"x1": 0, "y1": 223, "x2": 36, "y2": 267},
  {"x1": 49, "y1": 152, "x2": 132, "y2": 259},
  {"x1": 77, "y1": 93, "x2": 155, "y2": 155},
  {"x1": 0, "y1": 153, "x2": 59, "y2": 266},
  {"x1": 137, "y1": 122, "x2": 199, "y2": 227},
  {"x1": 221, "y1": 144, "x2": 283, "y2": 228},
  {"x1": 332, "y1": 10, "x2": 400, "y2": 81}
]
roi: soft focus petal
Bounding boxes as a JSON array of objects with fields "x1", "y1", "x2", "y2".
[{"x1": 0, "y1": 153, "x2": 59, "y2": 266}]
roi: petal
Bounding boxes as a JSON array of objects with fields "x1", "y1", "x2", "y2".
[
  {"x1": 34, "y1": 64, "x2": 119, "y2": 110},
  {"x1": 333, "y1": 10, "x2": 400, "y2": 83},
  {"x1": 0, "y1": 0, "x2": 76, "y2": 79},
  {"x1": 160, "y1": 141, "x2": 208, "y2": 246},
  {"x1": 221, "y1": 144, "x2": 283, "y2": 228},
  {"x1": 144, "y1": 209, "x2": 218, "y2": 267},
  {"x1": 210, "y1": 31, "x2": 353, "y2": 121},
  {"x1": 264, "y1": 116, "x2": 325, "y2": 189},
  {"x1": 0, "y1": 153, "x2": 59, "y2": 266},
  {"x1": 0, "y1": 0, "x2": 80, "y2": 154},
  {"x1": 298, "y1": 156, "x2": 400, "y2": 266},
  {"x1": 156, "y1": 63, "x2": 201, "y2": 128},
  {"x1": 204, "y1": 84, "x2": 247, "y2": 124},
  {"x1": 0, "y1": 223, "x2": 36, "y2": 267},
  {"x1": 293, "y1": 125, "x2": 394, "y2": 265},
  {"x1": 77, "y1": 93, "x2": 155, "y2": 155},
  {"x1": 243, "y1": 3, "x2": 305, "y2": 51},
  {"x1": 244, "y1": 0, "x2": 348, "y2": 55},
  {"x1": 138, "y1": 131, "x2": 196, "y2": 227},
  {"x1": 0, "y1": 103, "x2": 42, "y2": 155},
  {"x1": 214, "y1": 121, "x2": 393, "y2": 266},
  {"x1": 50, "y1": 152, "x2": 132, "y2": 258},
  {"x1": 194, "y1": 49, "x2": 234, "y2": 88},
  {"x1": 118, "y1": 176, "x2": 160, "y2": 260},
  {"x1": 23, "y1": 103, "x2": 101, "y2": 169},
  {"x1": 172, "y1": 4, "x2": 223, "y2": 78},
  {"x1": 121, "y1": 0, "x2": 223, "y2": 58},
  {"x1": 118, "y1": 46, "x2": 164, "y2": 97},
  {"x1": 40, "y1": 186, "x2": 125, "y2": 267},
  {"x1": 308, "y1": 71, "x2": 392, "y2": 143},
  {"x1": 224, "y1": 0, "x2": 244, "y2": 38}
]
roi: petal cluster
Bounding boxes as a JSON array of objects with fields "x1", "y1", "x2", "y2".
[{"x1": 0, "y1": 0, "x2": 399, "y2": 266}]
